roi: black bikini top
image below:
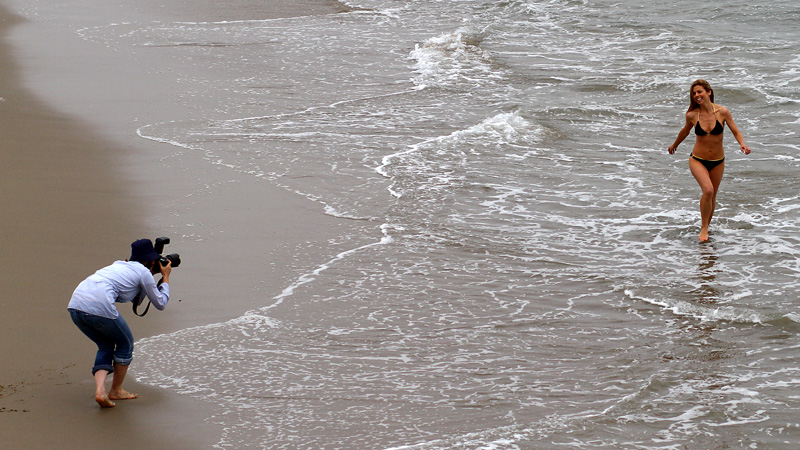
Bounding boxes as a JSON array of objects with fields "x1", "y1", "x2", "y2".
[{"x1": 695, "y1": 106, "x2": 724, "y2": 136}]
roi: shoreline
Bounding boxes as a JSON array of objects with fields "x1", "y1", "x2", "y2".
[
  {"x1": 0, "y1": 1, "x2": 356, "y2": 448},
  {"x1": 0, "y1": 3, "x2": 221, "y2": 447}
]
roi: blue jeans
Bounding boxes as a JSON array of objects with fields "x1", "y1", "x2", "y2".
[{"x1": 68, "y1": 308, "x2": 134, "y2": 375}]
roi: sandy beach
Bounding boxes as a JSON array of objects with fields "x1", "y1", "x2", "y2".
[{"x1": 0, "y1": 0, "x2": 351, "y2": 448}]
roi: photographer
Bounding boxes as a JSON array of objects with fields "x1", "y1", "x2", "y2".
[{"x1": 67, "y1": 239, "x2": 171, "y2": 408}]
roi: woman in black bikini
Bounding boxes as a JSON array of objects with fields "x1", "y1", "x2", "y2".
[{"x1": 668, "y1": 79, "x2": 751, "y2": 242}]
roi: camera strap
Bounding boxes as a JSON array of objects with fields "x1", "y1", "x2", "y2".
[
  {"x1": 132, "y1": 276, "x2": 164, "y2": 317},
  {"x1": 132, "y1": 290, "x2": 151, "y2": 317},
  {"x1": 133, "y1": 300, "x2": 152, "y2": 317}
]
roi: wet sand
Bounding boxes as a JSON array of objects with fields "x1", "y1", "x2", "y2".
[{"x1": 0, "y1": 1, "x2": 352, "y2": 448}]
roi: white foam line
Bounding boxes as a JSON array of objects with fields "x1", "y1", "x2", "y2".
[
  {"x1": 76, "y1": 7, "x2": 370, "y2": 39},
  {"x1": 137, "y1": 223, "x2": 398, "y2": 347},
  {"x1": 263, "y1": 222, "x2": 397, "y2": 311},
  {"x1": 624, "y1": 289, "x2": 773, "y2": 325},
  {"x1": 376, "y1": 138, "x2": 436, "y2": 188},
  {"x1": 379, "y1": 412, "x2": 589, "y2": 450},
  {"x1": 136, "y1": 86, "x2": 418, "y2": 152},
  {"x1": 376, "y1": 112, "x2": 538, "y2": 197},
  {"x1": 136, "y1": 122, "x2": 196, "y2": 149},
  {"x1": 227, "y1": 88, "x2": 417, "y2": 124}
]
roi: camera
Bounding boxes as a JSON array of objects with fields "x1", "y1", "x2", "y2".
[{"x1": 154, "y1": 237, "x2": 181, "y2": 268}]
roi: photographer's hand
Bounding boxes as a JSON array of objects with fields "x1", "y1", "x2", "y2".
[{"x1": 160, "y1": 260, "x2": 172, "y2": 284}]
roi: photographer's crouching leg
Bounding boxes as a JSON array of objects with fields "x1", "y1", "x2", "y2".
[{"x1": 108, "y1": 362, "x2": 139, "y2": 401}]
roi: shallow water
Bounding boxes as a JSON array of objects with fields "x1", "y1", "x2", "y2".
[{"x1": 70, "y1": 0, "x2": 800, "y2": 448}]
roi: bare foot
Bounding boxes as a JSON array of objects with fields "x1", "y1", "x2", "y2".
[
  {"x1": 108, "y1": 390, "x2": 139, "y2": 400},
  {"x1": 96, "y1": 394, "x2": 116, "y2": 408},
  {"x1": 699, "y1": 228, "x2": 709, "y2": 242}
]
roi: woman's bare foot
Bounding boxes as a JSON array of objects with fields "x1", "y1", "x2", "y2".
[
  {"x1": 699, "y1": 227, "x2": 709, "y2": 242},
  {"x1": 96, "y1": 393, "x2": 116, "y2": 408},
  {"x1": 108, "y1": 389, "x2": 139, "y2": 400}
]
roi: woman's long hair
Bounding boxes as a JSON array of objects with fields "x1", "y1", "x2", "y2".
[{"x1": 688, "y1": 79, "x2": 714, "y2": 112}]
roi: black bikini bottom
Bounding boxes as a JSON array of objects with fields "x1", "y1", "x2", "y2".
[{"x1": 691, "y1": 154, "x2": 725, "y2": 171}]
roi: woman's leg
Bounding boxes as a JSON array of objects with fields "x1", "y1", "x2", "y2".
[
  {"x1": 108, "y1": 362, "x2": 138, "y2": 400},
  {"x1": 707, "y1": 161, "x2": 725, "y2": 224},
  {"x1": 689, "y1": 158, "x2": 725, "y2": 241},
  {"x1": 106, "y1": 315, "x2": 138, "y2": 400},
  {"x1": 94, "y1": 370, "x2": 116, "y2": 407},
  {"x1": 68, "y1": 309, "x2": 137, "y2": 406},
  {"x1": 69, "y1": 309, "x2": 118, "y2": 407}
]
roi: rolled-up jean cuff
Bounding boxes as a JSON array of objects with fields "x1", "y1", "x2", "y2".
[
  {"x1": 113, "y1": 355, "x2": 133, "y2": 366},
  {"x1": 92, "y1": 364, "x2": 115, "y2": 376}
]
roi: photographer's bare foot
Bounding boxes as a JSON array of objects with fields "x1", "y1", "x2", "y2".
[
  {"x1": 109, "y1": 390, "x2": 139, "y2": 400},
  {"x1": 96, "y1": 394, "x2": 116, "y2": 408}
]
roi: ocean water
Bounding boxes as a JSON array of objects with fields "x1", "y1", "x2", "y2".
[{"x1": 74, "y1": 0, "x2": 800, "y2": 448}]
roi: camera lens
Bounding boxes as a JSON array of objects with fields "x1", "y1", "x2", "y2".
[{"x1": 165, "y1": 253, "x2": 181, "y2": 268}]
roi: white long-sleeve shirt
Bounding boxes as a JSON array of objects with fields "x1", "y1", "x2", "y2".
[{"x1": 68, "y1": 260, "x2": 169, "y2": 319}]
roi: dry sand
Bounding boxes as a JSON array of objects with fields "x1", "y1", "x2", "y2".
[{"x1": 0, "y1": 1, "x2": 354, "y2": 448}]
